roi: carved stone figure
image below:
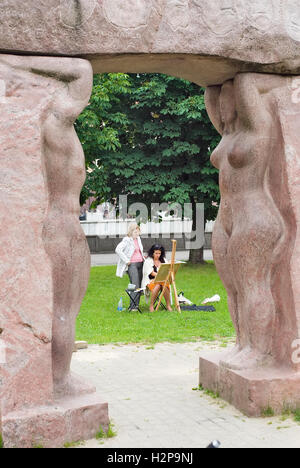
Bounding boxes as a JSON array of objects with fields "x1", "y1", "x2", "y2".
[
  {"x1": 205, "y1": 73, "x2": 295, "y2": 371},
  {"x1": 192, "y1": 0, "x2": 238, "y2": 36},
  {"x1": 248, "y1": 0, "x2": 274, "y2": 32},
  {"x1": 285, "y1": 0, "x2": 300, "y2": 42},
  {"x1": 166, "y1": 0, "x2": 190, "y2": 31},
  {"x1": 199, "y1": 73, "x2": 300, "y2": 416},
  {"x1": 59, "y1": 0, "x2": 97, "y2": 28},
  {"x1": 1, "y1": 0, "x2": 300, "y2": 446},
  {"x1": 102, "y1": 0, "x2": 150, "y2": 29},
  {"x1": 0, "y1": 55, "x2": 108, "y2": 448},
  {"x1": 40, "y1": 59, "x2": 94, "y2": 397}
]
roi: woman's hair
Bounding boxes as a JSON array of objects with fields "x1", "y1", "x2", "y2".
[
  {"x1": 147, "y1": 244, "x2": 166, "y2": 263},
  {"x1": 127, "y1": 223, "x2": 140, "y2": 238}
]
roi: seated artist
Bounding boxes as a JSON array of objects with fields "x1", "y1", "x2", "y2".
[{"x1": 141, "y1": 244, "x2": 172, "y2": 313}]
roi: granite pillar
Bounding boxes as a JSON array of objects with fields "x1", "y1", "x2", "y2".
[
  {"x1": 200, "y1": 73, "x2": 300, "y2": 416},
  {"x1": 0, "y1": 55, "x2": 108, "y2": 448}
]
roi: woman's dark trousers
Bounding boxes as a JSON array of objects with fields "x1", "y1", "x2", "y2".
[{"x1": 127, "y1": 262, "x2": 143, "y2": 310}]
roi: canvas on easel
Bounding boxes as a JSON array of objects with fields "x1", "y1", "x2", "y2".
[
  {"x1": 154, "y1": 239, "x2": 181, "y2": 312},
  {"x1": 154, "y1": 263, "x2": 181, "y2": 283}
]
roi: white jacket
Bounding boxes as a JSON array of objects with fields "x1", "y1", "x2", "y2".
[
  {"x1": 141, "y1": 257, "x2": 155, "y2": 290},
  {"x1": 115, "y1": 236, "x2": 144, "y2": 278}
]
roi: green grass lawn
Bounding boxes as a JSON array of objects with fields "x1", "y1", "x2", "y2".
[{"x1": 76, "y1": 262, "x2": 235, "y2": 345}]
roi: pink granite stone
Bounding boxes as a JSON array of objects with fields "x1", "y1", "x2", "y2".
[
  {"x1": 199, "y1": 74, "x2": 300, "y2": 415},
  {"x1": 0, "y1": 0, "x2": 300, "y2": 444},
  {"x1": 2, "y1": 394, "x2": 109, "y2": 448},
  {"x1": 200, "y1": 351, "x2": 300, "y2": 417},
  {"x1": 0, "y1": 55, "x2": 108, "y2": 447},
  {"x1": 0, "y1": 1, "x2": 299, "y2": 86}
]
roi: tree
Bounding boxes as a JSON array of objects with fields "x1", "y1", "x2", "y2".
[
  {"x1": 75, "y1": 73, "x2": 132, "y2": 205},
  {"x1": 75, "y1": 73, "x2": 221, "y2": 263}
]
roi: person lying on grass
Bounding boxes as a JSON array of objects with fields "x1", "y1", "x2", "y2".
[{"x1": 141, "y1": 244, "x2": 172, "y2": 313}]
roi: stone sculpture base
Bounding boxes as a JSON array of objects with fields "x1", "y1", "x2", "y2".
[
  {"x1": 2, "y1": 393, "x2": 109, "y2": 448},
  {"x1": 199, "y1": 351, "x2": 300, "y2": 417}
]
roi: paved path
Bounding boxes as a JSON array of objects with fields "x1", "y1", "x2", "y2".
[
  {"x1": 91, "y1": 250, "x2": 213, "y2": 266},
  {"x1": 71, "y1": 342, "x2": 300, "y2": 449}
]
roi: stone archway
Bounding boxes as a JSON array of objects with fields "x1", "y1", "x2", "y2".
[{"x1": 0, "y1": 0, "x2": 300, "y2": 448}]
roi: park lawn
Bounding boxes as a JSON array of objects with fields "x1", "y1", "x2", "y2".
[{"x1": 76, "y1": 262, "x2": 235, "y2": 345}]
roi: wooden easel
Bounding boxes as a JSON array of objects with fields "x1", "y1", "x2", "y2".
[{"x1": 155, "y1": 239, "x2": 181, "y2": 313}]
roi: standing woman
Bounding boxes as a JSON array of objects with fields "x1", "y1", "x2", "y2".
[
  {"x1": 115, "y1": 223, "x2": 144, "y2": 311},
  {"x1": 142, "y1": 245, "x2": 172, "y2": 312}
]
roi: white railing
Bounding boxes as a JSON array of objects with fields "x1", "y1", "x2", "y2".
[{"x1": 80, "y1": 216, "x2": 215, "y2": 237}]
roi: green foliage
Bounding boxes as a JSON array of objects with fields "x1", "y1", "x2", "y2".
[
  {"x1": 204, "y1": 389, "x2": 220, "y2": 399},
  {"x1": 261, "y1": 407, "x2": 275, "y2": 418},
  {"x1": 76, "y1": 73, "x2": 132, "y2": 205},
  {"x1": 76, "y1": 73, "x2": 221, "y2": 222},
  {"x1": 95, "y1": 426, "x2": 106, "y2": 440},
  {"x1": 95, "y1": 423, "x2": 117, "y2": 440},
  {"x1": 63, "y1": 440, "x2": 84, "y2": 448},
  {"x1": 293, "y1": 408, "x2": 300, "y2": 423},
  {"x1": 192, "y1": 384, "x2": 204, "y2": 391},
  {"x1": 76, "y1": 73, "x2": 132, "y2": 160},
  {"x1": 106, "y1": 423, "x2": 117, "y2": 438}
]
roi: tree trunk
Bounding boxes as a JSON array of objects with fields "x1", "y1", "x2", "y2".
[
  {"x1": 189, "y1": 246, "x2": 204, "y2": 263},
  {"x1": 188, "y1": 199, "x2": 205, "y2": 264}
]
